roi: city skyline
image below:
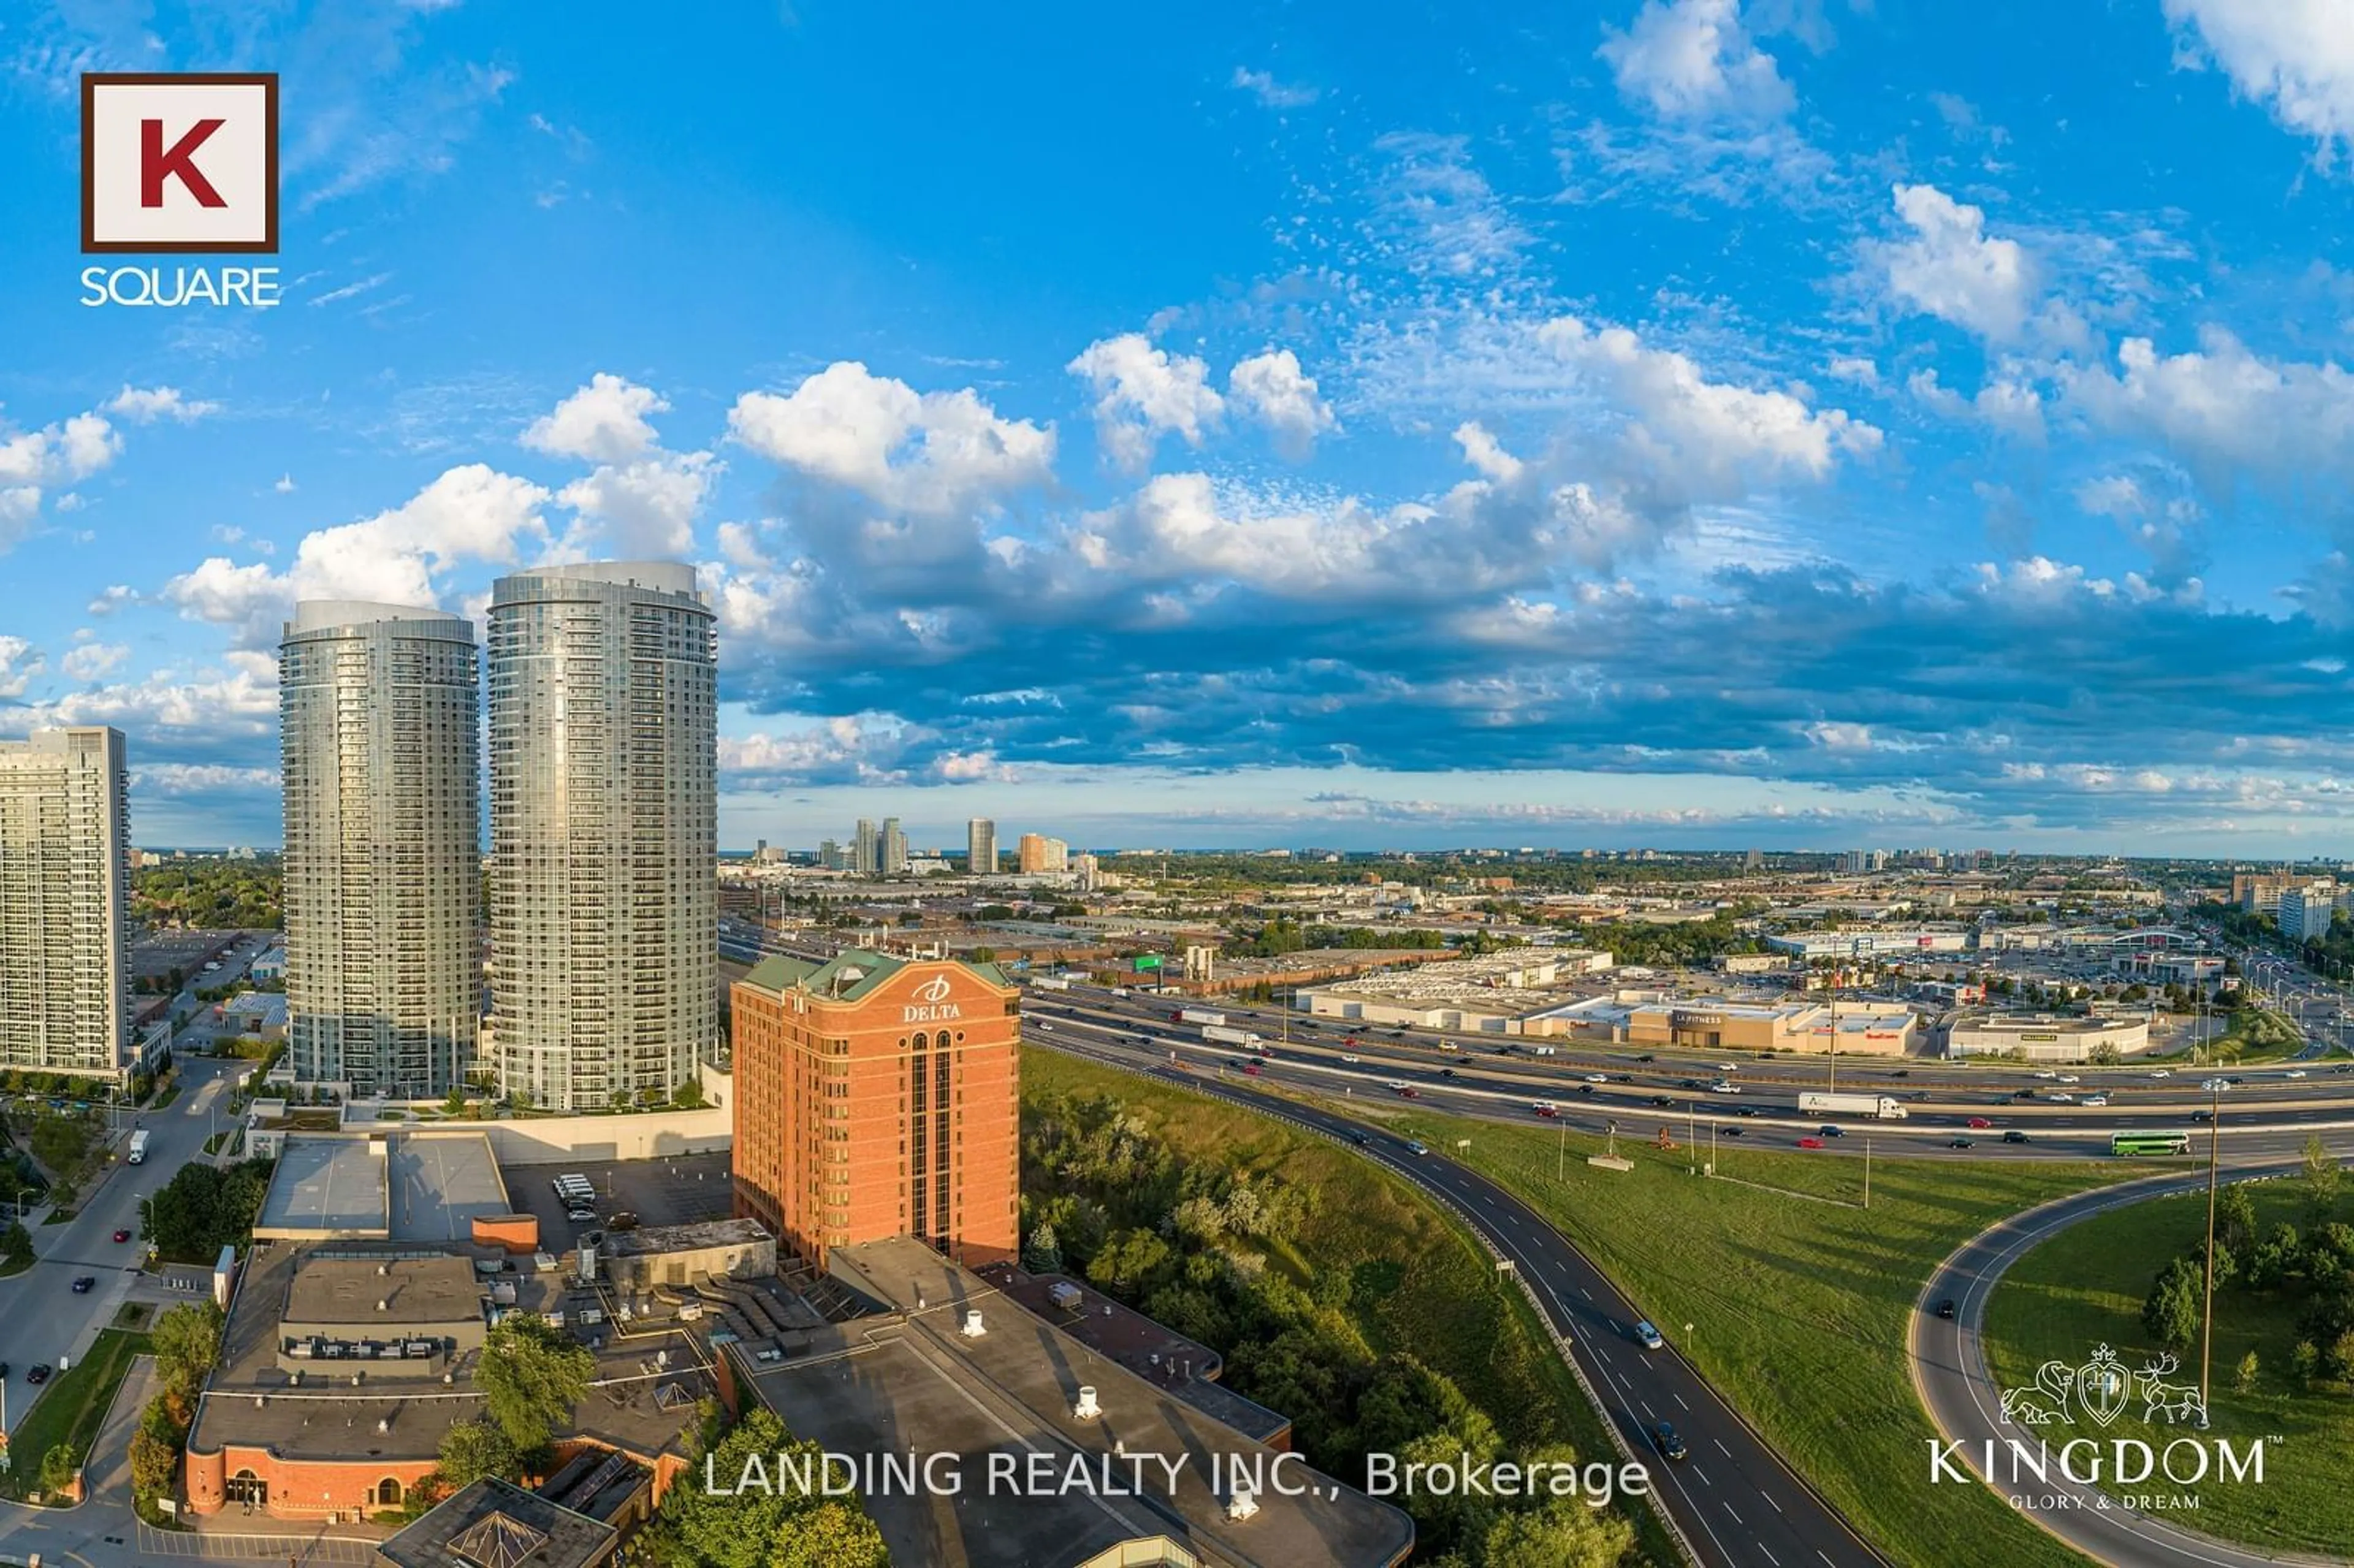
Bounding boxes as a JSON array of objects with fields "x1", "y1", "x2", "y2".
[{"x1": 12, "y1": 3, "x2": 2354, "y2": 854}]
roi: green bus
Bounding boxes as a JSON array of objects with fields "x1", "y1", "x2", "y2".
[{"x1": 2111, "y1": 1131, "x2": 2192, "y2": 1157}]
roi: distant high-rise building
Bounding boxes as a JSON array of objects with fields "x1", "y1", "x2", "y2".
[
  {"x1": 0, "y1": 728, "x2": 129, "y2": 1081},
  {"x1": 853, "y1": 818, "x2": 878, "y2": 877},
  {"x1": 1744, "y1": 848, "x2": 1763, "y2": 871},
  {"x1": 881, "y1": 816, "x2": 908, "y2": 875},
  {"x1": 488, "y1": 561, "x2": 717, "y2": 1111},
  {"x1": 1016, "y1": 833, "x2": 1069, "y2": 874},
  {"x1": 817, "y1": 837, "x2": 844, "y2": 871},
  {"x1": 280, "y1": 601, "x2": 481, "y2": 1098},
  {"x1": 1073, "y1": 852, "x2": 1099, "y2": 891},
  {"x1": 967, "y1": 817, "x2": 997, "y2": 876},
  {"x1": 732, "y1": 951, "x2": 1018, "y2": 1270}
]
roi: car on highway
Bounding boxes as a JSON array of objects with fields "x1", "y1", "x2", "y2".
[
  {"x1": 1949, "y1": 1137, "x2": 1975, "y2": 1149},
  {"x1": 1531, "y1": 1101, "x2": 1558, "y2": 1115},
  {"x1": 1636, "y1": 1054, "x2": 1657, "y2": 1064},
  {"x1": 2148, "y1": 1068, "x2": 2173, "y2": 1078},
  {"x1": 1405, "y1": 1141, "x2": 1428, "y2": 1155},
  {"x1": 1350, "y1": 1132, "x2": 1372, "y2": 1146},
  {"x1": 1241, "y1": 1063, "x2": 1262, "y2": 1076},
  {"x1": 2201, "y1": 1077, "x2": 2231, "y2": 1091},
  {"x1": 2287, "y1": 1069, "x2": 2309, "y2": 1079},
  {"x1": 1340, "y1": 1054, "x2": 1360, "y2": 1064},
  {"x1": 1935, "y1": 1299, "x2": 1957, "y2": 1320},
  {"x1": 1818, "y1": 1125, "x2": 1845, "y2": 1138},
  {"x1": 1650, "y1": 1095, "x2": 1675, "y2": 1108},
  {"x1": 2057, "y1": 1074, "x2": 2080, "y2": 1084},
  {"x1": 2046, "y1": 1092, "x2": 2074, "y2": 1103},
  {"x1": 1584, "y1": 1073, "x2": 1609, "y2": 1083},
  {"x1": 2003, "y1": 1130, "x2": 2029, "y2": 1144},
  {"x1": 1438, "y1": 1068, "x2": 1457, "y2": 1078},
  {"x1": 1722, "y1": 1127, "x2": 1744, "y2": 1138},
  {"x1": 1715, "y1": 1062, "x2": 1739, "y2": 1071},
  {"x1": 113, "y1": 1228, "x2": 131, "y2": 1243},
  {"x1": 1396, "y1": 1086, "x2": 1419, "y2": 1099},
  {"x1": 2033, "y1": 1070, "x2": 2057, "y2": 1079},
  {"x1": 1652, "y1": 1422, "x2": 1688, "y2": 1461},
  {"x1": 1732, "y1": 1105, "x2": 1760, "y2": 1117},
  {"x1": 1634, "y1": 1320, "x2": 1665, "y2": 1350},
  {"x1": 2082, "y1": 1094, "x2": 2109, "y2": 1107},
  {"x1": 1679, "y1": 1078, "x2": 1702, "y2": 1089},
  {"x1": 1709, "y1": 1080, "x2": 1739, "y2": 1094},
  {"x1": 70, "y1": 1276, "x2": 93, "y2": 1293},
  {"x1": 25, "y1": 1364, "x2": 48, "y2": 1385},
  {"x1": 1576, "y1": 1084, "x2": 1596, "y2": 1095},
  {"x1": 2192, "y1": 1109, "x2": 2214, "y2": 1122},
  {"x1": 1797, "y1": 1135, "x2": 1826, "y2": 1149},
  {"x1": 1382, "y1": 1079, "x2": 1406, "y2": 1090},
  {"x1": 1966, "y1": 1116, "x2": 1992, "y2": 1129}
]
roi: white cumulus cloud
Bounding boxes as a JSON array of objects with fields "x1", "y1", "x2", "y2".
[
  {"x1": 729, "y1": 362, "x2": 1054, "y2": 516},
  {"x1": 1067, "y1": 333, "x2": 1225, "y2": 472},
  {"x1": 522, "y1": 372, "x2": 669, "y2": 463},
  {"x1": 1227, "y1": 349, "x2": 1338, "y2": 457},
  {"x1": 1597, "y1": 0, "x2": 1795, "y2": 121},
  {"x1": 103, "y1": 386, "x2": 220, "y2": 424},
  {"x1": 2165, "y1": 0, "x2": 2354, "y2": 164},
  {"x1": 1872, "y1": 183, "x2": 2036, "y2": 341}
]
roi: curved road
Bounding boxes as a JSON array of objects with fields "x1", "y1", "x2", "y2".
[
  {"x1": 1035, "y1": 1033, "x2": 1886, "y2": 1568},
  {"x1": 1909, "y1": 1163, "x2": 2312, "y2": 1568}
]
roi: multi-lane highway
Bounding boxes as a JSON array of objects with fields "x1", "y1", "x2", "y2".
[
  {"x1": 1018, "y1": 986, "x2": 2354, "y2": 1167},
  {"x1": 1035, "y1": 1035, "x2": 1884, "y2": 1568}
]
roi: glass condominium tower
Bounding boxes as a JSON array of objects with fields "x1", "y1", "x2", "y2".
[
  {"x1": 280, "y1": 602, "x2": 481, "y2": 1098},
  {"x1": 488, "y1": 561, "x2": 717, "y2": 1111}
]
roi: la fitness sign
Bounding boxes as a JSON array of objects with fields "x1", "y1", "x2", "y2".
[{"x1": 902, "y1": 972, "x2": 963, "y2": 1024}]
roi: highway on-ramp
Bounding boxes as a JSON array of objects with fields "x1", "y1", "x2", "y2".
[
  {"x1": 1035, "y1": 1027, "x2": 1886, "y2": 1568},
  {"x1": 1909, "y1": 1165, "x2": 2305, "y2": 1568}
]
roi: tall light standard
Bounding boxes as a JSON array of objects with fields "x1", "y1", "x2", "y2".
[{"x1": 2199, "y1": 1078, "x2": 2221, "y2": 1428}]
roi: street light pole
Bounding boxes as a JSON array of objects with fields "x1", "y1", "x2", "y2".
[{"x1": 2200, "y1": 1081, "x2": 2220, "y2": 1427}]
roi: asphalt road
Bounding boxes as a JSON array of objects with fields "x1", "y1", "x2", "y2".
[
  {"x1": 1909, "y1": 1164, "x2": 2303, "y2": 1568},
  {"x1": 1035, "y1": 1030, "x2": 1886, "y2": 1568},
  {"x1": 0, "y1": 1056, "x2": 245, "y2": 1436}
]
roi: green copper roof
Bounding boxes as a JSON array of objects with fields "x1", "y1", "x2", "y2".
[{"x1": 741, "y1": 950, "x2": 1010, "y2": 999}]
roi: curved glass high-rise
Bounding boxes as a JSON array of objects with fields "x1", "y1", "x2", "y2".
[
  {"x1": 487, "y1": 561, "x2": 717, "y2": 1111},
  {"x1": 280, "y1": 601, "x2": 481, "y2": 1098}
]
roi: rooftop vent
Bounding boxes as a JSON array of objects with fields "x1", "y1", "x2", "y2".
[
  {"x1": 1073, "y1": 1386, "x2": 1100, "y2": 1421},
  {"x1": 960, "y1": 1309, "x2": 985, "y2": 1338},
  {"x1": 1227, "y1": 1482, "x2": 1260, "y2": 1522}
]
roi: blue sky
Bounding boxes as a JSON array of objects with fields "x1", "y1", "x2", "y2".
[{"x1": 6, "y1": 0, "x2": 2354, "y2": 854}]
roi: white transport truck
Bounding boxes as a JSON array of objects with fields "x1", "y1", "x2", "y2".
[
  {"x1": 1178, "y1": 1008, "x2": 1227, "y2": 1027},
  {"x1": 128, "y1": 1129, "x2": 150, "y2": 1163},
  {"x1": 1798, "y1": 1092, "x2": 1908, "y2": 1120},
  {"x1": 1202, "y1": 1024, "x2": 1263, "y2": 1048}
]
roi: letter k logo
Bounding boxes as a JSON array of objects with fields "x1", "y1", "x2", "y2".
[{"x1": 143, "y1": 117, "x2": 227, "y2": 207}]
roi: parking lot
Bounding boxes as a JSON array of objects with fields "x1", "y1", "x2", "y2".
[{"x1": 503, "y1": 1149, "x2": 734, "y2": 1246}]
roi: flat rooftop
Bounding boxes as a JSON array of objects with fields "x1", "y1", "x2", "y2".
[
  {"x1": 284, "y1": 1253, "x2": 482, "y2": 1328},
  {"x1": 740, "y1": 1238, "x2": 1412, "y2": 1568},
  {"x1": 599, "y1": 1217, "x2": 770, "y2": 1260},
  {"x1": 389, "y1": 1134, "x2": 509, "y2": 1242},
  {"x1": 256, "y1": 1136, "x2": 387, "y2": 1238}
]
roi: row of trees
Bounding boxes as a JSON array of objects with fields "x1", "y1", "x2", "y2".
[
  {"x1": 141, "y1": 1157, "x2": 275, "y2": 1265},
  {"x1": 131, "y1": 861, "x2": 281, "y2": 930},
  {"x1": 1021, "y1": 1087, "x2": 1634, "y2": 1566},
  {"x1": 2142, "y1": 1141, "x2": 2354, "y2": 1386},
  {"x1": 129, "y1": 1301, "x2": 226, "y2": 1521}
]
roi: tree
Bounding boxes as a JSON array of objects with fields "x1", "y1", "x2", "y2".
[
  {"x1": 151, "y1": 1300, "x2": 225, "y2": 1416},
  {"x1": 2218, "y1": 1186, "x2": 2259, "y2": 1255},
  {"x1": 1481, "y1": 1496, "x2": 1637, "y2": 1568},
  {"x1": 2304, "y1": 1135, "x2": 2341, "y2": 1215},
  {"x1": 671, "y1": 1078, "x2": 706, "y2": 1110},
  {"x1": 433, "y1": 1417, "x2": 520, "y2": 1489},
  {"x1": 476, "y1": 1315, "x2": 596, "y2": 1451},
  {"x1": 129, "y1": 1398, "x2": 182, "y2": 1504},
  {"x1": 2234, "y1": 1349, "x2": 2260, "y2": 1394},
  {"x1": 2142, "y1": 1257, "x2": 2200, "y2": 1349},
  {"x1": 1020, "y1": 1221, "x2": 1062, "y2": 1275},
  {"x1": 644, "y1": 1407, "x2": 889, "y2": 1568},
  {"x1": 36, "y1": 1442, "x2": 78, "y2": 1496},
  {"x1": 0, "y1": 1222, "x2": 32, "y2": 1272}
]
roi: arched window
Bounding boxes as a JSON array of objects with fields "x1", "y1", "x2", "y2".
[
  {"x1": 375, "y1": 1476, "x2": 403, "y2": 1507},
  {"x1": 226, "y1": 1468, "x2": 265, "y2": 1504},
  {"x1": 913, "y1": 1032, "x2": 928, "y2": 1049}
]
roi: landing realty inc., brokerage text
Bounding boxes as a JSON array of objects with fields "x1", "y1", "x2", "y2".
[{"x1": 707, "y1": 1448, "x2": 1653, "y2": 1505}]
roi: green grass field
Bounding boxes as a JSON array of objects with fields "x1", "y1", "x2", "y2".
[
  {"x1": 1022, "y1": 1050, "x2": 1679, "y2": 1564},
  {"x1": 1366, "y1": 1102, "x2": 2131, "y2": 1568},
  {"x1": 0, "y1": 1326, "x2": 150, "y2": 1503},
  {"x1": 1984, "y1": 1182, "x2": 2354, "y2": 1555}
]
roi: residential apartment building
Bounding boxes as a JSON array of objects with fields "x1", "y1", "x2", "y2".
[
  {"x1": 731, "y1": 951, "x2": 1019, "y2": 1270},
  {"x1": 880, "y1": 816, "x2": 907, "y2": 875},
  {"x1": 966, "y1": 817, "x2": 996, "y2": 876},
  {"x1": 487, "y1": 562, "x2": 717, "y2": 1111},
  {"x1": 0, "y1": 728, "x2": 130, "y2": 1079},
  {"x1": 280, "y1": 601, "x2": 481, "y2": 1098},
  {"x1": 852, "y1": 818, "x2": 878, "y2": 877},
  {"x1": 1016, "y1": 832, "x2": 1068, "y2": 874},
  {"x1": 2279, "y1": 883, "x2": 2342, "y2": 942}
]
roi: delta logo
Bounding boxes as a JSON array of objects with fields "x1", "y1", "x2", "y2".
[
  {"x1": 901, "y1": 971, "x2": 964, "y2": 1025},
  {"x1": 79, "y1": 72, "x2": 283, "y2": 308}
]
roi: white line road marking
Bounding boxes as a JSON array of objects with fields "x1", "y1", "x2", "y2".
[
  {"x1": 1674, "y1": 1392, "x2": 1688, "y2": 1410},
  {"x1": 1723, "y1": 1502, "x2": 1742, "y2": 1524},
  {"x1": 1766, "y1": 1492, "x2": 1781, "y2": 1513},
  {"x1": 1639, "y1": 1400, "x2": 1654, "y2": 1418},
  {"x1": 1757, "y1": 1546, "x2": 1778, "y2": 1566},
  {"x1": 1714, "y1": 1439, "x2": 1731, "y2": 1457}
]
